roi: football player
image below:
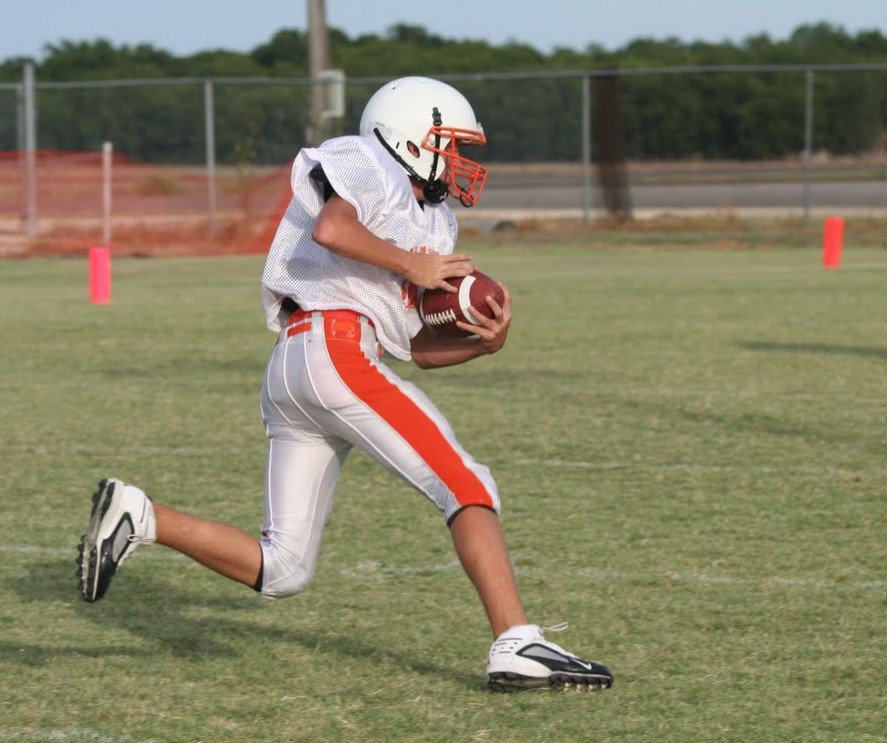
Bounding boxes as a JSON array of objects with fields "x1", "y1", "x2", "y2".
[{"x1": 77, "y1": 76, "x2": 613, "y2": 692}]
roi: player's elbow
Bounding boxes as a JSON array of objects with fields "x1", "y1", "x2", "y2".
[
  {"x1": 312, "y1": 195, "x2": 359, "y2": 252},
  {"x1": 409, "y1": 329, "x2": 437, "y2": 369},
  {"x1": 411, "y1": 354, "x2": 434, "y2": 370},
  {"x1": 311, "y1": 214, "x2": 336, "y2": 249}
]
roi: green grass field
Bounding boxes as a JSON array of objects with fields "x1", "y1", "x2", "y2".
[{"x1": 1, "y1": 239, "x2": 884, "y2": 742}]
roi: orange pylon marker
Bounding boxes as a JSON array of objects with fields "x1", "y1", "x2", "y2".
[
  {"x1": 89, "y1": 246, "x2": 112, "y2": 303},
  {"x1": 822, "y1": 216, "x2": 844, "y2": 269}
]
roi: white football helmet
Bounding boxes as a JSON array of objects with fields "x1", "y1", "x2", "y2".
[{"x1": 359, "y1": 76, "x2": 488, "y2": 206}]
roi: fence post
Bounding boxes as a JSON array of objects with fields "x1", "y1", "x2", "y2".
[
  {"x1": 102, "y1": 141, "x2": 113, "y2": 245},
  {"x1": 15, "y1": 83, "x2": 24, "y2": 228},
  {"x1": 581, "y1": 74, "x2": 593, "y2": 225},
  {"x1": 15, "y1": 83, "x2": 24, "y2": 151},
  {"x1": 204, "y1": 79, "x2": 217, "y2": 237},
  {"x1": 802, "y1": 68, "x2": 814, "y2": 225},
  {"x1": 23, "y1": 62, "x2": 37, "y2": 236}
]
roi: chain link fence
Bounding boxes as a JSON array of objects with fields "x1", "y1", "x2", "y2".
[
  {"x1": 7, "y1": 66, "x2": 885, "y2": 160},
  {"x1": 2, "y1": 64, "x2": 885, "y2": 249}
]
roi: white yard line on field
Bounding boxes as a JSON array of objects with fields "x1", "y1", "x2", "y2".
[
  {"x1": 339, "y1": 560, "x2": 887, "y2": 590},
  {"x1": 4, "y1": 544, "x2": 883, "y2": 591},
  {"x1": 4, "y1": 444, "x2": 259, "y2": 456},
  {"x1": 511, "y1": 458, "x2": 881, "y2": 477},
  {"x1": 3, "y1": 380, "x2": 885, "y2": 406},
  {"x1": 4, "y1": 444, "x2": 880, "y2": 478},
  {"x1": 0, "y1": 729, "x2": 159, "y2": 742}
]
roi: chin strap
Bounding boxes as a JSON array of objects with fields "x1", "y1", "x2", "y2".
[
  {"x1": 422, "y1": 107, "x2": 445, "y2": 202},
  {"x1": 373, "y1": 106, "x2": 448, "y2": 204},
  {"x1": 421, "y1": 178, "x2": 448, "y2": 204}
]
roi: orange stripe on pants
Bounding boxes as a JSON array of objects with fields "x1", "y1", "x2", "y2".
[{"x1": 323, "y1": 315, "x2": 494, "y2": 511}]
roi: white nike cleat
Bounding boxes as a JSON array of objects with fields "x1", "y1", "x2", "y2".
[
  {"x1": 76, "y1": 478, "x2": 156, "y2": 603},
  {"x1": 486, "y1": 623, "x2": 614, "y2": 692}
]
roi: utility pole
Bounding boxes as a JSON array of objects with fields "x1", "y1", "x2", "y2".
[{"x1": 307, "y1": 0, "x2": 330, "y2": 145}]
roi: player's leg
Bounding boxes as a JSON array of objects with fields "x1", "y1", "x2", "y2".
[
  {"x1": 254, "y1": 435, "x2": 349, "y2": 598},
  {"x1": 76, "y1": 436, "x2": 344, "y2": 602},
  {"x1": 76, "y1": 324, "x2": 345, "y2": 603},
  {"x1": 76, "y1": 476, "x2": 265, "y2": 602},
  {"x1": 153, "y1": 503, "x2": 262, "y2": 586},
  {"x1": 256, "y1": 323, "x2": 352, "y2": 598},
  {"x1": 448, "y1": 504, "x2": 527, "y2": 637},
  {"x1": 448, "y1": 507, "x2": 613, "y2": 691},
  {"x1": 310, "y1": 319, "x2": 519, "y2": 630},
  {"x1": 149, "y1": 328, "x2": 349, "y2": 598},
  {"x1": 307, "y1": 314, "x2": 614, "y2": 691}
]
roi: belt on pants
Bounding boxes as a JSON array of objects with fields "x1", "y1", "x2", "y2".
[{"x1": 281, "y1": 308, "x2": 380, "y2": 355}]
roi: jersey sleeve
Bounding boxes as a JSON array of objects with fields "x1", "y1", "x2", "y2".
[{"x1": 296, "y1": 137, "x2": 391, "y2": 227}]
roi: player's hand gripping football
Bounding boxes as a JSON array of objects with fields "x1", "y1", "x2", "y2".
[
  {"x1": 457, "y1": 282, "x2": 512, "y2": 354},
  {"x1": 405, "y1": 251, "x2": 475, "y2": 292}
]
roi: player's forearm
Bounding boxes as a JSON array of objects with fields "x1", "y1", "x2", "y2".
[
  {"x1": 410, "y1": 328, "x2": 490, "y2": 369},
  {"x1": 312, "y1": 204, "x2": 412, "y2": 275}
]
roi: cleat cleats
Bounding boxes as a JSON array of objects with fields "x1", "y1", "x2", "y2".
[
  {"x1": 486, "y1": 624, "x2": 613, "y2": 693},
  {"x1": 76, "y1": 478, "x2": 156, "y2": 602}
]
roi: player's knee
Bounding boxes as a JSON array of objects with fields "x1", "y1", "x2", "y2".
[
  {"x1": 257, "y1": 542, "x2": 316, "y2": 599},
  {"x1": 260, "y1": 561, "x2": 314, "y2": 599},
  {"x1": 442, "y1": 470, "x2": 501, "y2": 523}
]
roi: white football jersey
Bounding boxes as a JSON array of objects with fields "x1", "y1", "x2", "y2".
[{"x1": 261, "y1": 135, "x2": 458, "y2": 360}]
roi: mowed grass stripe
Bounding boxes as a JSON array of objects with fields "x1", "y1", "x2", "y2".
[
  {"x1": 4, "y1": 442, "x2": 883, "y2": 477},
  {"x1": 2, "y1": 545, "x2": 884, "y2": 593}
]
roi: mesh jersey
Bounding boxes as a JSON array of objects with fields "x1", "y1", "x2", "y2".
[{"x1": 261, "y1": 135, "x2": 458, "y2": 360}]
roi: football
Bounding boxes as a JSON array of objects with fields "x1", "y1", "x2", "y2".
[{"x1": 419, "y1": 270, "x2": 505, "y2": 336}]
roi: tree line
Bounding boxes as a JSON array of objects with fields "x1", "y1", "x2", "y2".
[{"x1": 1, "y1": 22, "x2": 884, "y2": 163}]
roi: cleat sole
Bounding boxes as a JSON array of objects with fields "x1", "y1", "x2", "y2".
[
  {"x1": 488, "y1": 670, "x2": 613, "y2": 694},
  {"x1": 76, "y1": 479, "x2": 117, "y2": 603}
]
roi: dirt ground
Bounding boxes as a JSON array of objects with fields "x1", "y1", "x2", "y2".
[{"x1": 1, "y1": 154, "x2": 884, "y2": 257}]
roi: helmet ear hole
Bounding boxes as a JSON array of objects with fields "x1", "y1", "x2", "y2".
[{"x1": 406, "y1": 141, "x2": 420, "y2": 158}]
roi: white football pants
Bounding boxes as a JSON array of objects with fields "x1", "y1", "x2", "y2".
[{"x1": 257, "y1": 309, "x2": 500, "y2": 599}]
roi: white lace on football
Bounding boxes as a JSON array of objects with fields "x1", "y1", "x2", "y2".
[{"x1": 422, "y1": 308, "x2": 457, "y2": 326}]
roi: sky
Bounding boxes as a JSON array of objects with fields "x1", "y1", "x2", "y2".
[{"x1": 5, "y1": 0, "x2": 886, "y2": 61}]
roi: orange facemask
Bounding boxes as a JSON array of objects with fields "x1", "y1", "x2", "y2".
[{"x1": 421, "y1": 126, "x2": 488, "y2": 207}]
